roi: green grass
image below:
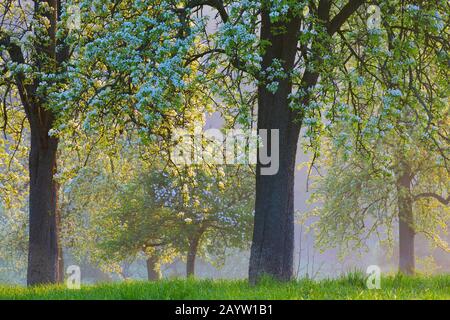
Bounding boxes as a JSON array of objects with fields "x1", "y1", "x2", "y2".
[{"x1": 1, "y1": 274, "x2": 449, "y2": 300}]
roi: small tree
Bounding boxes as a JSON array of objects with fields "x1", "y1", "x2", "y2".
[
  {"x1": 311, "y1": 129, "x2": 449, "y2": 274},
  {"x1": 63, "y1": 142, "x2": 255, "y2": 279}
]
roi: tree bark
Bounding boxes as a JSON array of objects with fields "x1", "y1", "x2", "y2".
[
  {"x1": 248, "y1": 9, "x2": 302, "y2": 284},
  {"x1": 186, "y1": 233, "x2": 202, "y2": 277},
  {"x1": 146, "y1": 255, "x2": 161, "y2": 281},
  {"x1": 396, "y1": 163, "x2": 415, "y2": 275},
  {"x1": 248, "y1": 0, "x2": 364, "y2": 285},
  {"x1": 26, "y1": 106, "x2": 60, "y2": 286}
]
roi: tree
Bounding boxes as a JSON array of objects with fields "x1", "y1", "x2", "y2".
[
  {"x1": 170, "y1": 165, "x2": 255, "y2": 277},
  {"x1": 309, "y1": 0, "x2": 449, "y2": 273},
  {"x1": 0, "y1": 0, "x2": 78, "y2": 284},
  {"x1": 311, "y1": 136, "x2": 449, "y2": 274},
  {"x1": 61, "y1": 137, "x2": 255, "y2": 279},
  {"x1": 167, "y1": 0, "x2": 366, "y2": 282}
]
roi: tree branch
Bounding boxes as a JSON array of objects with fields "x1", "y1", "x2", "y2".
[
  {"x1": 328, "y1": 0, "x2": 365, "y2": 35},
  {"x1": 185, "y1": 0, "x2": 229, "y2": 23},
  {"x1": 0, "y1": 31, "x2": 34, "y2": 115},
  {"x1": 414, "y1": 193, "x2": 449, "y2": 205}
]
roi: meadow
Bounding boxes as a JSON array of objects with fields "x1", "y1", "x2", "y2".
[{"x1": 1, "y1": 274, "x2": 449, "y2": 300}]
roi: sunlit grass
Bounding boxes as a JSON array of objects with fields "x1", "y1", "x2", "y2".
[{"x1": 0, "y1": 274, "x2": 449, "y2": 300}]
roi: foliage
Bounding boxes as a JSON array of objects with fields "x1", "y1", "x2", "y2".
[{"x1": 310, "y1": 139, "x2": 449, "y2": 255}]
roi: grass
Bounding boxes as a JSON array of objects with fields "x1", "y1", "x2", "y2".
[{"x1": 0, "y1": 273, "x2": 449, "y2": 300}]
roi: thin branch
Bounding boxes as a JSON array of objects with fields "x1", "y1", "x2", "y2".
[{"x1": 414, "y1": 193, "x2": 449, "y2": 206}]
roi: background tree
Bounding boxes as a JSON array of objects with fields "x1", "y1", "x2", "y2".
[
  {"x1": 309, "y1": 1, "x2": 449, "y2": 274},
  {"x1": 61, "y1": 136, "x2": 255, "y2": 279},
  {"x1": 311, "y1": 136, "x2": 449, "y2": 274},
  {"x1": 0, "y1": 110, "x2": 28, "y2": 283},
  {"x1": 167, "y1": 165, "x2": 255, "y2": 277}
]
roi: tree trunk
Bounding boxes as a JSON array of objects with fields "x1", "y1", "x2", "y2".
[
  {"x1": 396, "y1": 163, "x2": 415, "y2": 275},
  {"x1": 248, "y1": 9, "x2": 302, "y2": 284},
  {"x1": 146, "y1": 255, "x2": 161, "y2": 281},
  {"x1": 186, "y1": 233, "x2": 201, "y2": 277},
  {"x1": 26, "y1": 107, "x2": 60, "y2": 286},
  {"x1": 5, "y1": 0, "x2": 65, "y2": 286}
]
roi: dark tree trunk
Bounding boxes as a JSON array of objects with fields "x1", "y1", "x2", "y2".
[
  {"x1": 186, "y1": 233, "x2": 201, "y2": 277},
  {"x1": 4, "y1": 0, "x2": 66, "y2": 286},
  {"x1": 396, "y1": 163, "x2": 415, "y2": 275},
  {"x1": 146, "y1": 255, "x2": 161, "y2": 281},
  {"x1": 26, "y1": 106, "x2": 60, "y2": 286},
  {"x1": 248, "y1": 0, "x2": 364, "y2": 285},
  {"x1": 248, "y1": 10, "x2": 302, "y2": 284}
]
